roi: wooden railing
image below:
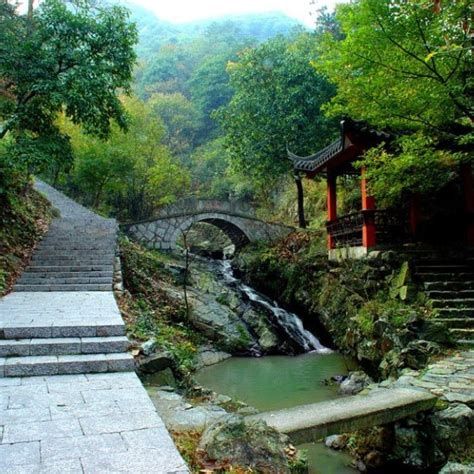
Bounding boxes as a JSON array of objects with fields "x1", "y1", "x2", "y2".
[{"x1": 326, "y1": 209, "x2": 407, "y2": 247}]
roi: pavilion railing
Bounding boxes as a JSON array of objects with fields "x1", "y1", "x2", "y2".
[{"x1": 326, "y1": 209, "x2": 408, "y2": 247}]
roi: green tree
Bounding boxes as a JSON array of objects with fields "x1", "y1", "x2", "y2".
[
  {"x1": 316, "y1": 0, "x2": 472, "y2": 132},
  {"x1": 314, "y1": 0, "x2": 473, "y2": 201},
  {"x1": 188, "y1": 53, "x2": 237, "y2": 140},
  {"x1": 216, "y1": 33, "x2": 337, "y2": 222},
  {"x1": 0, "y1": 0, "x2": 137, "y2": 203},
  {"x1": 148, "y1": 93, "x2": 202, "y2": 157},
  {"x1": 64, "y1": 97, "x2": 190, "y2": 220},
  {"x1": 188, "y1": 138, "x2": 233, "y2": 199}
]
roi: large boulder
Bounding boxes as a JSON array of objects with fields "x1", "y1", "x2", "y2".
[
  {"x1": 197, "y1": 414, "x2": 291, "y2": 473},
  {"x1": 439, "y1": 462, "x2": 474, "y2": 474},
  {"x1": 339, "y1": 371, "x2": 373, "y2": 395},
  {"x1": 431, "y1": 403, "x2": 474, "y2": 453},
  {"x1": 189, "y1": 293, "x2": 260, "y2": 354},
  {"x1": 241, "y1": 306, "x2": 281, "y2": 352},
  {"x1": 194, "y1": 346, "x2": 232, "y2": 370},
  {"x1": 138, "y1": 351, "x2": 174, "y2": 373},
  {"x1": 399, "y1": 340, "x2": 440, "y2": 370},
  {"x1": 151, "y1": 390, "x2": 227, "y2": 431}
]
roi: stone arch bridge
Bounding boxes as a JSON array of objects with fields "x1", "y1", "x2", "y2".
[{"x1": 122, "y1": 199, "x2": 293, "y2": 251}]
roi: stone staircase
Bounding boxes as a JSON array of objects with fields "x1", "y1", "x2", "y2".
[
  {"x1": 15, "y1": 182, "x2": 116, "y2": 292},
  {"x1": 0, "y1": 180, "x2": 134, "y2": 377},
  {"x1": 414, "y1": 255, "x2": 474, "y2": 348}
]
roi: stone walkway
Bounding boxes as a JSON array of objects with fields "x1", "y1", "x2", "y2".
[
  {"x1": 388, "y1": 350, "x2": 474, "y2": 405},
  {"x1": 0, "y1": 181, "x2": 188, "y2": 473}
]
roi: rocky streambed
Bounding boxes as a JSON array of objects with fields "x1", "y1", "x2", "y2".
[
  {"x1": 137, "y1": 255, "x2": 362, "y2": 473},
  {"x1": 178, "y1": 257, "x2": 328, "y2": 357}
]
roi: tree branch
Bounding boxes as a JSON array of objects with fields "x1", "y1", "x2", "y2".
[{"x1": 353, "y1": 50, "x2": 436, "y2": 81}]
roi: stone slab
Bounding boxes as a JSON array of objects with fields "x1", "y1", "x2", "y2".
[
  {"x1": 249, "y1": 387, "x2": 437, "y2": 444},
  {"x1": 0, "y1": 373, "x2": 187, "y2": 472}
]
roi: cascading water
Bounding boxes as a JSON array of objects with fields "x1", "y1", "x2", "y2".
[{"x1": 220, "y1": 260, "x2": 331, "y2": 353}]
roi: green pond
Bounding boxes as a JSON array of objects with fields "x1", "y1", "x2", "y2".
[{"x1": 195, "y1": 352, "x2": 358, "y2": 474}]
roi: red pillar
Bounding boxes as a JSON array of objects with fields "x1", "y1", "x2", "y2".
[
  {"x1": 409, "y1": 193, "x2": 422, "y2": 239},
  {"x1": 327, "y1": 172, "x2": 337, "y2": 249},
  {"x1": 461, "y1": 162, "x2": 474, "y2": 246},
  {"x1": 361, "y1": 168, "x2": 376, "y2": 248}
]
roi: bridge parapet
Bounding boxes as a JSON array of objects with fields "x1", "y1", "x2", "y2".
[
  {"x1": 121, "y1": 199, "x2": 292, "y2": 251},
  {"x1": 151, "y1": 198, "x2": 256, "y2": 220}
]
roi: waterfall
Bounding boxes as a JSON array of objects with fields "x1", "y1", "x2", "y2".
[{"x1": 220, "y1": 261, "x2": 331, "y2": 354}]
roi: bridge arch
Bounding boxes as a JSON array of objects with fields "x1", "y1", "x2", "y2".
[
  {"x1": 122, "y1": 199, "x2": 293, "y2": 251},
  {"x1": 169, "y1": 216, "x2": 251, "y2": 250}
]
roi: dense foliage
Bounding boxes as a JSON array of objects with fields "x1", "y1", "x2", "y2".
[
  {"x1": 0, "y1": 186, "x2": 52, "y2": 295},
  {"x1": 0, "y1": 0, "x2": 137, "y2": 208},
  {"x1": 234, "y1": 234, "x2": 453, "y2": 378},
  {"x1": 119, "y1": 237, "x2": 204, "y2": 375},
  {"x1": 52, "y1": 97, "x2": 190, "y2": 220},
  {"x1": 315, "y1": 0, "x2": 473, "y2": 202},
  {"x1": 217, "y1": 33, "x2": 337, "y2": 191}
]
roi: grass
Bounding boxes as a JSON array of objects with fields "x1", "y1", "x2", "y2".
[
  {"x1": 118, "y1": 237, "x2": 206, "y2": 376},
  {"x1": 0, "y1": 184, "x2": 53, "y2": 296}
]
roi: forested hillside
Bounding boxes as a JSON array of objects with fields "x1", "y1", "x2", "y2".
[
  {"x1": 2, "y1": 0, "x2": 471, "y2": 229},
  {"x1": 34, "y1": 3, "x2": 334, "y2": 225}
]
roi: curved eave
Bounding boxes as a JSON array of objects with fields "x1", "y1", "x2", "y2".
[{"x1": 288, "y1": 139, "x2": 344, "y2": 173}]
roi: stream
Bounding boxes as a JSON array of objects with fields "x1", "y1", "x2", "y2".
[{"x1": 193, "y1": 259, "x2": 358, "y2": 473}]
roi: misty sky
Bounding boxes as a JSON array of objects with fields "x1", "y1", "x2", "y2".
[{"x1": 128, "y1": 0, "x2": 344, "y2": 26}]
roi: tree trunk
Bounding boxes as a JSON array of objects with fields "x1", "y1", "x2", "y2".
[
  {"x1": 181, "y1": 230, "x2": 190, "y2": 320},
  {"x1": 27, "y1": 0, "x2": 34, "y2": 20},
  {"x1": 295, "y1": 173, "x2": 306, "y2": 229}
]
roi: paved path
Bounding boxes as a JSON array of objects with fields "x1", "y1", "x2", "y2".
[
  {"x1": 0, "y1": 181, "x2": 188, "y2": 473},
  {"x1": 389, "y1": 350, "x2": 474, "y2": 405}
]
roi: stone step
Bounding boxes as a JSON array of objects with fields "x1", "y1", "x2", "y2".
[
  {"x1": 28, "y1": 259, "x2": 114, "y2": 266},
  {"x1": 457, "y1": 339, "x2": 474, "y2": 348},
  {"x1": 0, "y1": 353, "x2": 134, "y2": 377},
  {"x1": 27, "y1": 265, "x2": 114, "y2": 272},
  {"x1": 418, "y1": 272, "x2": 474, "y2": 282},
  {"x1": 436, "y1": 308, "x2": 474, "y2": 318},
  {"x1": 34, "y1": 249, "x2": 115, "y2": 260},
  {"x1": 450, "y1": 328, "x2": 474, "y2": 340},
  {"x1": 20, "y1": 271, "x2": 113, "y2": 279},
  {"x1": 0, "y1": 336, "x2": 129, "y2": 357},
  {"x1": 38, "y1": 242, "x2": 116, "y2": 248},
  {"x1": 33, "y1": 253, "x2": 115, "y2": 260},
  {"x1": 424, "y1": 281, "x2": 474, "y2": 291},
  {"x1": 41, "y1": 236, "x2": 116, "y2": 241},
  {"x1": 431, "y1": 298, "x2": 474, "y2": 309},
  {"x1": 416, "y1": 264, "x2": 473, "y2": 273},
  {"x1": 14, "y1": 283, "x2": 112, "y2": 292},
  {"x1": 0, "y1": 322, "x2": 125, "y2": 339},
  {"x1": 435, "y1": 318, "x2": 474, "y2": 328},
  {"x1": 426, "y1": 290, "x2": 474, "y2": 299},
  {"x1": 17, "y1": 276, "x2": 112, "y2": 285}
]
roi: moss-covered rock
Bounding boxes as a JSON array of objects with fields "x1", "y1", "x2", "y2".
[
  {"x1": 233, "y1": 232, "x2": 453, "y2": 379},
  {"x1": 197, "y1": 414, "x2": 292, "y2": 473}
]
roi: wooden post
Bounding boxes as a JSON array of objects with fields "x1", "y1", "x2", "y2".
[
  {"x1": 327, "y1": 172, "x2": 337, "y2": 249},
  {"x1": 409, "y1": 193, "x2": 422, "y2": 239},
  {"x1": 361, "y1": 168, "x2": 376, "y2": 248},
  {"x1": 461, "y1": 162, "x2": 474, "y2": 246},
  {"x1": 294, "y1": 173, "x2": 306, "y2": 229}
]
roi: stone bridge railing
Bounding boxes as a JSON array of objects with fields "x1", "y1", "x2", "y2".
[
  {"x1": 149, "y1": 198, "x2": 257, "y2": 219},
  {"x1": 121, "y1": 199, "x2": 293, "y2": 251}
]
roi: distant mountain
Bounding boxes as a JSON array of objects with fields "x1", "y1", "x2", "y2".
[{"x1": 121, "y1": 2, "x2": 305, "y2": 58}]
